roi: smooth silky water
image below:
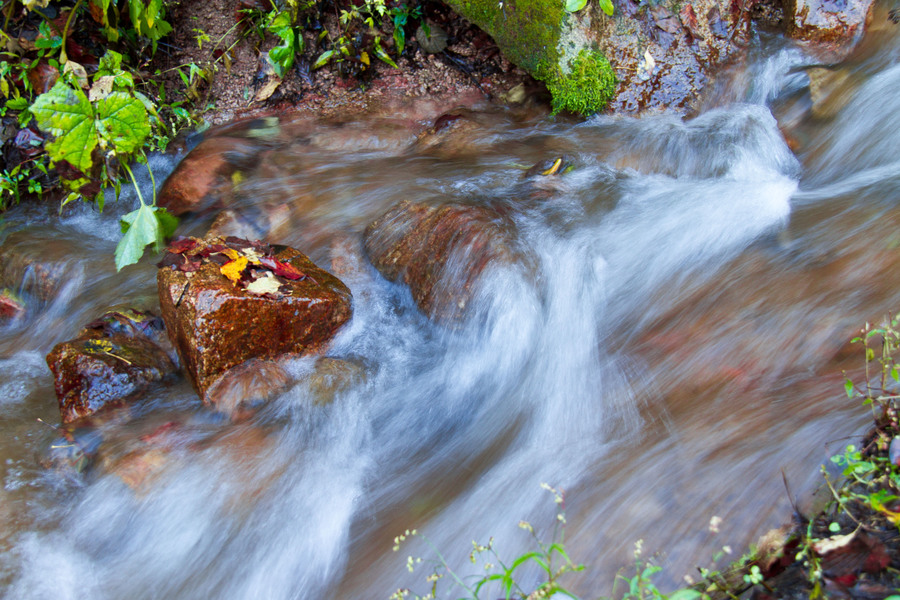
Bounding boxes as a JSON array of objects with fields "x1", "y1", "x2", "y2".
[{"x1": 3, "y1": 13, "x2": 900, "y2": 599}]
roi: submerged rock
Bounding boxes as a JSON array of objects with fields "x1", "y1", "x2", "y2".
[
  {"x1": 0, "y1": 228, "x2": 85, "y2": 303},
  {"x1": 157, "y1": 237, "x2": 353, "y2": 403},
  {"x1": 46, "y1": 310, "x2": 177, "y2": 424},
  {"x1": 157, "y1": 136, "x2": 267, "y2": 216},
  {"x1": 364, "y1": 200, "x2": 522, "y2": 323}
]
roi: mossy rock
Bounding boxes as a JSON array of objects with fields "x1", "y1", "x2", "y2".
[{"x1": 444, "y1": 0, "x2": 616, "y2": 115}]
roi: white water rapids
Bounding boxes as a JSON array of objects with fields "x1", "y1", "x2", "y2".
[{"x1": 3, "y1": 17, "x2": 900, "y2": 600}]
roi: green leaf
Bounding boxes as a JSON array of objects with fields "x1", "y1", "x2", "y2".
[
  {"x1": 892, "y1": 364, "x2": 899, "y2": 382},
  {"x1": 372, "y1": 39, "x2": 398, "y2": 68},
  {"x1": 116, "y1": 203, "x2": 159, "y2": 270},
  {"x1": 668, "y1": 590, "x2": 702, "y2": 600},
  {"x1": 565, "y1": 0, "x2": 588, "y2": 11},
  {"x1": 597, "y1": 0, "x2": 614, "y2": 15},
  {"x1": 95, "y1": 92, "x2": 150, "y2": 154},
  {"x1": 312, "y1": 50, "x2": 334, "y2": 69},
  {"x1": 154, "y1": 206, "x2": 178, "y2": 249},
  {"x1": 97, "y1": 50, "x2": 124, "y2": 77},
  {"x1": 31, "y1": 81, "x2": 97, "y2": 175},
  {"x1": 845, "y1": 378, "x2": 854, "y2": 398},
  {"x1": 5, "y1": 96, "x2": 28, "y2": 111}
]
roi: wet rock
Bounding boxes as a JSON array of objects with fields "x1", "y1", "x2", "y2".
[
  {"x1": 412, "y1": 112, "x2": 487, "y2": 158},
  {"x1": 157, "y1": 136, "x2": 266, "y2": 216},
  {"x1": 0, "y1": 289, "x2": 24, "y2": 320},
  {"x1": 0, "y1": 228, "x2": 82, "y2": 303},
  {"x1": 157, "y1": 237, "x2": 353, "y2": 403},
  {"x1": 364, "y1": 200, "x2": 522, "y2": 323},
  {"x1": 46, "y1": 310, "x2": 177, "y2": 424},
  {"x1": 303, "y1": 356, "x2": 368, "y2": 405},
  {"x1": 786, "y1": 0, "x2": 875, "y2": 57},
  {"x1": 205, "y1": 358, "x2": 293, "y2": 419}
]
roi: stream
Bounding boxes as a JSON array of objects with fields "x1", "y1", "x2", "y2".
[{"x1": 2, "y1": 11, "x2": 900, "y2": 600}]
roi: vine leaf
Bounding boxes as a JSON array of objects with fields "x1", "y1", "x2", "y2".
[
  {"x1": 30, "y1": 81, "x2": 97, "y2": 176},
  {"x1": 96, "y1": 92, "x2": 150, "y2": 154},
  {"x1": 565, "y1": 0, "x2": 588, "y2": 11},
  {"x1": 116, "y1": 205, "x2": 174, "y2": 271}
]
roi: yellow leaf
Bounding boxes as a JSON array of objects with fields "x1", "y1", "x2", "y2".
[
  {"x1": 221, "y1": 256, "x2": 248, "y2": 283},
  {"x1": 222, "y1": 247, "x2": 242, "y2": 261},
  {"x1": 360, "y1": 51, "x2": 370, "y2": 67}
]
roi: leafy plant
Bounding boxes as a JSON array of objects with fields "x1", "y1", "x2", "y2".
[
  {"x1": 29, "y1": 51, "x2": 177, "y2": 269},
  {"x1": 391, "y1": 484, "x2": 584, "y2": 600},
  {"x1": 566, "y1": 0, "x2": 614, "y2": 18}
]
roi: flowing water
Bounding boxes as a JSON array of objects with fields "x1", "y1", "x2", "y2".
[{"x1": 3, "y1": 12, "x2": 900, "y2": 599}]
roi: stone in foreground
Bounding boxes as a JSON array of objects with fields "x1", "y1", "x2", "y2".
[
  {"x1": 157, "y1": 237, "x2": 352, "y2": 402},
  {"x1": 46, "y1": 310, "x2": 177, "y2": 423}
]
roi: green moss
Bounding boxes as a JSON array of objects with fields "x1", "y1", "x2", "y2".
[
  {"x1": 446, "y1": 0, "x2": 565, "y2": 81},
  {"x1": 445, "y1": 0, "x2": 616, "y2": 116},
  {"x1": 547, "y1": 49, "x2": 617, "y2": 115}
]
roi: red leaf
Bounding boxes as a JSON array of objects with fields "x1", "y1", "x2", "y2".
[
  {"x1": 198, "y1": 244, "x2": 227, "y2": 257},
  {"x1": 167, "y1": 238, "x2": 199, "y2": 254},
  {"x1": 259, "y1": 256, "x2": 306, "y2": 280}
]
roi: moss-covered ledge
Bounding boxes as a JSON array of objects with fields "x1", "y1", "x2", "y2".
[{"x1": 442, "y1": 0, "x2": 616, "y2": 115}]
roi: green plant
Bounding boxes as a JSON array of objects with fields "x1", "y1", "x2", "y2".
[
  {"x1": 29, "y1": 50, "x2": 177, "y2": 269},
  {"x1": 845, "y1": 316, "x2": 900, "y2": 421},
  {"x1": 565, "y1": 0, "x2": 614, "y2": 16},
  {"x1": 607, "y1": 540, "x2": 708, "y2": 600},
  {"x1": 391, "y1": 484, "x2": 585, "y2": 600}
]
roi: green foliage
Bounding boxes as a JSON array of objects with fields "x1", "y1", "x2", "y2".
[
  {"x1": 548, "y1": 49, "x2": 616, "y2": 116},
  {"x1": 266, "y1": 9, "x2": 304, "y2": 77},
  {"x1": 28, "y1": 51, "x2": 178, "y2": 269},
  {"x1": 391, "y1": 484, "x2": 584, "y2": 600},
  {"x1": 565, "y1": 0, "x2": 614, "y2": 16}
]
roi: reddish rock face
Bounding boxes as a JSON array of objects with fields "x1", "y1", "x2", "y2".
[
  {"x1": 157, "y1": 237, "x2": 353, "y2": 402},
  {"x1": 363, "y1": 200, "x2": 521, "y2": 323},
  {"x1": 46, "y1": 310, "x2": 177, "y2": 424},
  {"x1": 157, "y1": 136, "x2": 265, "y2": 216},
  {"x1": 786, "y1": 0, "x2": 874, "y2": 54}
]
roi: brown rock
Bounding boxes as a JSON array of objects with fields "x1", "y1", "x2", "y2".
[
  {"x1": 46, "y1": 310, "x2": 177, "y2": 424},
  {"x1": 364, "y1": 200, "x2": 522, "y2": 323},
  {"x1": 205, "y1": 358, "x2": 293, "y2": 418},
  {"x1": 157, "y1": 238, "x2": 353, "y2": 402},
  {"x1": 0, "y1": 228, "x2": 94, "y2": 303},
  {"x1": 786, "y1": 0, "x2": 875, "y2": 55},
  {"x1": 304, "y1": 357, "x2": 368, "y2": 405},
  {"x1": 157, "y1": 136, "x2": 265, "y2": 216}
]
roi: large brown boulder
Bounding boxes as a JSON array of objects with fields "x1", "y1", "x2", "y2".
[
  {"x1": 363, "y1": 200, "x2": 522, "y2": 323},
  {"x1": 157, "y1": 237, "x2": 353, "y2": 402},
  {"x1": 46, "y1": 310, "x2": 177, "y2": 423}
]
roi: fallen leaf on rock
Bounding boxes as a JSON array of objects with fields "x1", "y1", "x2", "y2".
[
  {"x1": 638, "y1": 49, "x2": 656, "y2": 81},
  {"x1": 259, "y1": 256, "x2": 306, "y2": 280},
  {"x1": 245, "y1": 272, "x2": 283, "y2": 296},
  {"x1": 221, "y1": 247, "x2": 243, "y2": 261},
  {"x1": 221, "y1": 256, "x2": 249, "y2": 283},
  {"x1": 167, "y1": 237, "x2": 200, "y2": 254}
]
